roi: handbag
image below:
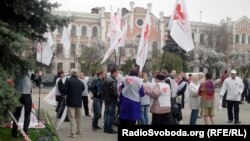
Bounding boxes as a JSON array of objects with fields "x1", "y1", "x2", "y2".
[{"x1": 171, "y1": 97, "x2": 180, "y2": 118}]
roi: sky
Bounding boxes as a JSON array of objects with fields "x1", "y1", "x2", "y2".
[{"x1": 50, "y1": 0, "x2": 250, "y2": 24}]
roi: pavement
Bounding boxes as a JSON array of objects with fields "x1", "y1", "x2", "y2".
[{"x1": 32, "y1": 87, "x2": 250, "y2": 141}]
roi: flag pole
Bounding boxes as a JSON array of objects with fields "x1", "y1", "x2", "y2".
[
  {"x1": 38, "y1": 42, "x2": 43, "y2": 122},
  {"x1": 118, "y1": 47, "x2": 122, "y2": 67},
  {"x1": 159, "y1": 48, "x2": 166, "y2": 72}
]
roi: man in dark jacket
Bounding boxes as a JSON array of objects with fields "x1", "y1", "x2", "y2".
[
  {"x1": 103, "y1": 68, "x2": 118, "y2": 134},
  {"x1": 65, "y1": 68, "x2": 85, "y2": 138},
  {"x1": 91, "y1": 70, "x2": 105, "y2": 131}
]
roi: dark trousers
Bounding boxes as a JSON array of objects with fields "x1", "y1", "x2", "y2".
[
  {"x1": 82, "y1": 96, "x2": 89, "y2": 116},
  {"x1": 241, "y1": 89, "x2": 248, "y2": 101},
  {"x1": 92, "y1": 98, "x2": 101, "y2": 129},
  {"x1": 227, "y1": 100, "x2": 240, "y2": 122},
  {"x1": 151, "y1": 113, "x2": 174, "y2": 125},
  {"x1": 56, "y1": 95, "x2": 65, "y2": 118},
  {"x1": 104, "y1": 102, "x2": 116, "y2": 132},
  {"x1": 222, "y1": 92, "x2": 227, "y2": 108},
  {"x1": 12, "y1": 94, "x2": 32, "y2": 136},
  {"x1": 176, "y1": 103, "x2": 183, "y2": 121}
]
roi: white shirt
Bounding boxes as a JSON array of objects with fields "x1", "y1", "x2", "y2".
[
  {"x1": 79, "y1": 77, "x2": 89, "y2": 96},
  {"x1": 220, "y1": 76, "x2": 244, "y2": 101}
]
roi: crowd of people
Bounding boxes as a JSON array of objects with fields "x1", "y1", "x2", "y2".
[{"x1": 10, "y1": 67, "x2": 250, "y2": 138}]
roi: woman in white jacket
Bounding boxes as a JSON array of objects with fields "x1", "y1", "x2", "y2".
[{"x1": 189, "y1": 76, "x2": 200, "y2": 125}]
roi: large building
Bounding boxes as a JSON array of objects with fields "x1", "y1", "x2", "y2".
[{"x1": 50, "y1": 1, "x2": 250, "y2": 74}]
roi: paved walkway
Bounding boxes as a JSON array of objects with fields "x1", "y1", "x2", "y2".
[{"x1": 32, "y1": 87, "x2": 250, "y2": 141}]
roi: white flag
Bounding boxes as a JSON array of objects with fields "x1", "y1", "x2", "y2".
[
  {"x1": 36, "y1": 32, "x2": 53, "y2": 66},
  {"x1": 109, "y1": 7, "x2": 121, "y2": 48},
  {"x1": 117, "y1": 21, "x2": 128, "y2": 47},
  {"x1": 136, "y1": 11, "x2": 151, "y2": 72},
  {"x1": 168, "y1": 0, "x2": 194, "y2": 52},
  {"x1": 60, "y1": 25, "x2": 71, "y2": 49}
]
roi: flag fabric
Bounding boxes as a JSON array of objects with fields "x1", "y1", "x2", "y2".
[
  {"x1": 136, "y1": 11, "x2": 151, "y2": 72},
  {"x1": 168, "y1": 0, "x2": 194, "y2": 52},
  {"x1": 44, "y1": 86, "x2": 57, "y2": 106},
  {"x1": 101, "y1": 21, "x2": 128, "y2": 64},
  {"x1": 118, "y1": 21, "x2": 128, "y2": 47},
  {"x1": 109, "y1": 7, "x2": 121, "y2": 47},
  {"x1": 36, "y1": 32, "x2": 54, "y2": 66},
  {"x1": 60, "y1": 24, "x2": 72, "y2": 58}
]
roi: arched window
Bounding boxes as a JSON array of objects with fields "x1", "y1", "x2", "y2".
[
  {"x1": 57, "y1": 63, "x2": 63, "y2": 72},
  {"x1": 242, "y1": 33, "x2": 246, "y2": 44},
  {"x1": 235, "y1": 34, "x2": 239, "y2": 43},
  {"x1": 81, "y1": 26, "x2": 87, "y2": 36},
  {"x1": 70, "y1": 44, "x2": 76, "y2": 57},
  {"x1": 248, "y1": 35, "x2": 250, "y2": 44},
  {"x1": 92, "y1": 27, "x2": 98, "y2": 37},
  {"x1": 57, "y1": 43, "x2": 63, "y2": 57},
  {"x1": 216, "y1": 34, "x2": 220, "y2": 45},
  {"x1": 200, "y1": 34, "x2": 204, "y2": 44},
  {"x1": 71, "y1": 25, "x2": 76, "y2": 37}
]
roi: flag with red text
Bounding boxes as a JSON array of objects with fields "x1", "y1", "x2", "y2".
[{"x1": 168, "y1": 0, "x2": 194, "y2": 52}]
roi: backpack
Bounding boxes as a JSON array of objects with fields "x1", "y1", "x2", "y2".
[{"x1": 87, "y1": 77, "x2": 96, "y2": 92}]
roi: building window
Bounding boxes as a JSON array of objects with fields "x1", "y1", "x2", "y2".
[
  {"x1": 152, "y1": 41, "x2": 158, "y2": 57},
  {"x1": 136, "y1": 19, "x2": 144, "y2": 27},
  {"x1": 92, "y1": 27, "x2": 98, "y2": 37},
  {"x1": 71, "y1": 25, "x2": 76, "y2": 37},
  {"x1": 200, "y1": 34, "x2": 204, "y2": 44},
  {"x1": 248, "y1": 35, "x2": 250, "y2": 44},
  {"x1": 70, "y1": 63, "x2": 75, "y2": 69},
  {"x1": 136, "y1": 35, "x2": 141, "y2": 42},
  {"x1": 70, "y1": 44, "x2": 76, "y2": 57},
  {"x1": 57, "y1": 63, "x2": 63, "y2": 72},
  {"x1": 57, "y1": 44, "x2": 63, "y2": 57},
  {"x1": 58, "y1": 27, "x2": 63, "y2": 36},
  {"x1": 216, "y1": 34, "x2": 220, "y2": 45},
  {"x1": 192, "y1": 33, "x2": 194, "y2": 41},
  {"x1": 199, "y1": 67, "x2": 203, "y2": 72},
  {"x1": 81, "y1": 26, "x2": 87, "y2": 36},
  {"x1": 235, "y1": 34, "x2": 239, "y2": 43},
  {"x1": 242, "y1": 33, "x2": 246, "y2": 44}
]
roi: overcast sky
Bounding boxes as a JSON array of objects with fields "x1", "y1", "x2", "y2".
[{"x1": 50, "y1": 0, "x2": 250, "y2": 24}]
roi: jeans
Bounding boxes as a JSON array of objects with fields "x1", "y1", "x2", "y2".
[
  {"x1": 140, "y1": 105, "x2": 149, "y2": 125},
  {"x1": 104, "y1": 102, "x2": 117, "y2": 132},
  {"x1": 190, "y1": 109, "x2": 199, "y2": 125},
  {"x1": 92, "y1": 98, "x2": 101, "y2": 128}
]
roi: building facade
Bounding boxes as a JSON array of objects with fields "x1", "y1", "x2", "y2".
[{"x1": 50, "y1": 1, "x2": 250, "y2": 74}]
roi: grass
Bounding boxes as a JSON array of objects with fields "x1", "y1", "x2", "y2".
[{"x1": 0, "y1": 109, "x2": 60, "y2": 141}]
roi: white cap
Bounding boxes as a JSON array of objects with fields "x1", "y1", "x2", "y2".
[{"x1": 230, "y1": 70, "x2": 237, "y2": 74}]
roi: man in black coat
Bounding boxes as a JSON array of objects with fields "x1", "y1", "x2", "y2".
[{"x1": 65, "y1": 68, "x2": 85, "y2": 138}]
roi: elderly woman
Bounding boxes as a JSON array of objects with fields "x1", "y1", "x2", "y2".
[{"x1": 189, "y1": 75, "x2": 200, "y2": 125}]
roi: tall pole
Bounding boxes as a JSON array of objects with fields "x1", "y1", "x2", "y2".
[
  {"x1": 118, "y1": 47, "x2": 122, "y2": 67},
  {"x1": 159, "y1": 49, "x2": 166, "y2": 72},
  {"x1": 38, "y1": 42, "x2": 43, "y2": 122}
]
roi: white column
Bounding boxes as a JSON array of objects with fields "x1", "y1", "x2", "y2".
[
  {"x1": 159, "y1": 11, "x2": 164, "y2": 48},
  {"x1": 100, "y1": 7, "x2": 106, "y2": 41},
  {"x1": 129, "y1": 1, "x2": 134, "y2": 34}
]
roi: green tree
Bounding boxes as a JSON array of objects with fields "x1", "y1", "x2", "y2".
[
  {"x1": 78, "y1": 46, "x2": 103, "y2": 75},
  {"x1": 120, "y1": 58, "x2": 134, "y2": 75},
  {"x1": 0, "y1": 0, "x2": 68, "y2": 122}
]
